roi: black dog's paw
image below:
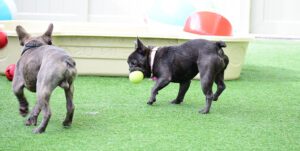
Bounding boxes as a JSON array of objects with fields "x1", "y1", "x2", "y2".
[
  {"x1": 33, "y1": 127, "x2": 45, "y2": 134},
  {"x1": 19, "y1": 106, "x2": 29, "y2": 117},
  {"x1": 25, "y1": 116, "x2": 37, "y2": 126},
  {"x1": 62, "y1": 120, "x2": 72, "y2": 127},
  {"x1": 213, "y1": 95, "x2": 219, "y2": 101},
  {"x1": 147, "y1": 98, "x2": 156, "y2": 105},
  {"x1": 199, "y1": 108, "x2": 210, "y2": 114},
  {"x1": 170, "y1": 99, "x2": 182, "y2": 104},
  {"x1": 147, "y1": 101, "x2": 154, "y2": 105}
]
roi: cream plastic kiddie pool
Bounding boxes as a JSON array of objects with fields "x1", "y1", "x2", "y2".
[{"x1": 0, "y1": 20, "x2": 252, "y2": 80}]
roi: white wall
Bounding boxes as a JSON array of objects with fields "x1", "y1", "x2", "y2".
[
  {"x1": 13, "y1": 0, "x2": 250, "y2": 35},
  {"x1": 251, "y1": 0, "x2": 300, "y2": 37},
  {"x1": 14, "y1": 0, "x2": 88, "y2": 21}
]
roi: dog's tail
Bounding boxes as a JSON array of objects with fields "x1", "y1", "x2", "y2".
[
  {"x1": 60, "y1": 57, "x2": 77, "y2": 89},
  {"x1": 216, "y1": 41, "x2": 226, "y2": 48},
  {"x1": 215, "y1": 41, "x2": 229, "y2": 70},
  {"x1": 223, "y1": 54, "x2": 229, "y2": 70},
  {"x1": 216, "y1": 41, "x2": 226, "y2": 56},
  {"x1": 65, "y1": 57, "x2": 77, "y2": 78}
]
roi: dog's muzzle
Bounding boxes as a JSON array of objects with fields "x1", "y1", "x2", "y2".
[
  {"x1": 129, "y1": 66, "x2": 144, "y2": 73},
  {"x1": 129, "y1": 67, "x2": 151, "y2": 77}
]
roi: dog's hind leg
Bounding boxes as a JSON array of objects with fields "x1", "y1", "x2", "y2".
[
  {"x1": 63, "y1": 82, "x2": 75, "y2": 127},
  {"x1": 32, "y1": 73, "x2": 58, "y2": 133},
  {"x1": 199, "y1": 74, "x2": 214, "y2": 114},
  {"x1": 213, "y1": 71, "x2": 226, "y2": 101},
  {"x1": 25, "y1": 103, "x2": 41, "y2": 126},
  {"x1": 171, "y1": 80, "x2": 191, "y2": 104},
  {"x1": 12, "y1": 78, "x2": 29, "y2": 117},
  {"x1": 198, "y1": 64, "x2": 215, "y2": 114},
  {"x1": 33, "y1": 87, "x2": 53, "y2": 134}
]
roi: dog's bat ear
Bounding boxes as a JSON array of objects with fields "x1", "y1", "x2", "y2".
[
  {"x1": 135, "y1": 37, "x2": 142, "y2": 48},
  {"x1": 44, "y1": 23, "x2": 53, "y2": 37},
  {"x1": 42, "y1": 23, "x2": 54, "y2": 45},
  {"x1": 134, "y1": 37, "x2": 148, "y2": 55},
  {"x1": 16, "y1": 25, "x2": 30, "y2": 46},
  {"x1": 135, "y1": 37, "x2": 145, "y2": 49}
]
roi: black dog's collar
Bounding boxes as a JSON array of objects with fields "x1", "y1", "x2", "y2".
[
  {"x1": 149, "y1": 47, "x2": 159, "y2": 78},
  {"x1": 21, "y1": 40, "x2": 44, "y2": 56}
]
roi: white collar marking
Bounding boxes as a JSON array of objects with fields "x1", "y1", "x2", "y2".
[{"x1": 150, "y1": 47, "x2": 159, "y2": 73}]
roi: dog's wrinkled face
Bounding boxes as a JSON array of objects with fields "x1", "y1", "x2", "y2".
[
  {"x1": 127, "y1": 38, "x2": 151, "y2": 78},
  {"x1": 16, "y1": 24, "x2": 53, "y2": 47}
]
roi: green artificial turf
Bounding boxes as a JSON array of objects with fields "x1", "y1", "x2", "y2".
[{"x1": 0, "y1": 40, "x2": 299, "y2": 150}]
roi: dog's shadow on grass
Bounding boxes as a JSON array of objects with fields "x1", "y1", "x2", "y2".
[{"x1": 239, "y1": 65, "x2": 300, "y2": 82}]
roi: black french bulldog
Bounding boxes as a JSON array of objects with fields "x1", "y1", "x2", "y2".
[{"x1": 127, "y1": 38, "x2": 229, "y2": 114}]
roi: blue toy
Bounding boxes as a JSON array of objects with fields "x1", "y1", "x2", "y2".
[
  {"x1": 147, "y1": 0, "x2": 196, "y2": 26},
  {"x1": 0, "y1": 0, "x2": 16, "y2": 20}
]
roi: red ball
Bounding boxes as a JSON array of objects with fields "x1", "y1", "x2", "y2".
[
  {"x1": 5, "y1": 64, "x2": 15, "y2": 81},
  {"x1": 0, "y1": 31, "x2": 8, "y2": 49},
  {"x1": 184, "y1": 11, "x2": 232, "y2": 36}
]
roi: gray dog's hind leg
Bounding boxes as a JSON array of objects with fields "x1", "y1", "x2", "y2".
[
  {"x1": 32, "y1": 74, "x2": 58, "y2": 134},
  {"x1": 33, "y1": 88, "x2": 53, "y2": 134},
  {"x1": 25, "y1": 103, "x2": 41, "y2": 126},
  {"x1": 63, "y1": 82, "x2": 75, "y2": 127},
  {"x1": 12, "y1": 80, "x2": 29, "y2": 117}
]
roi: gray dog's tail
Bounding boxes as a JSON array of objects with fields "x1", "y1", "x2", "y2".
[
  {"x1": 65, "y1": 57, "x2": 77, "y2": 78},
  {"x1": 60, "y1": 57, "x2": 77, "y2": 89},
  {"x1": 65, "y1": 57, "x2": 76, "y2": 68}
]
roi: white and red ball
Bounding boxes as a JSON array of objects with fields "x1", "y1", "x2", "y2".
[
  {"x1": 0, "y1": 31, "x2": 8, "y2": 49},
  {"x1": 5, "y1": 64, "x2": 15, "y2": 81}
]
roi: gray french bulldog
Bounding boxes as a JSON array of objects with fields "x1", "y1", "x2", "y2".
[
  {"x1": 12, "y1": 24, "x2": 77, "y2": 133},
  {"x1": 127, "y1": 38, "x2": 229, "y2": 114}
]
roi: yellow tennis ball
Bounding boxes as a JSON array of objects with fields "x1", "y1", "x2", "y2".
[{"x1": 129, "y1": 71, "x2": 144, "y2": 84}]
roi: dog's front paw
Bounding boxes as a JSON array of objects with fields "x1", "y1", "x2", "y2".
[
  {"x1": 25, "y1": 116, "x2": 37, "y2": 126},
  {"x1": 19, "y1": 106, "x2": 29, "y2": 117},
  {"x1": 170, "y1": 99, "x2": 182, "y2": 104}
]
